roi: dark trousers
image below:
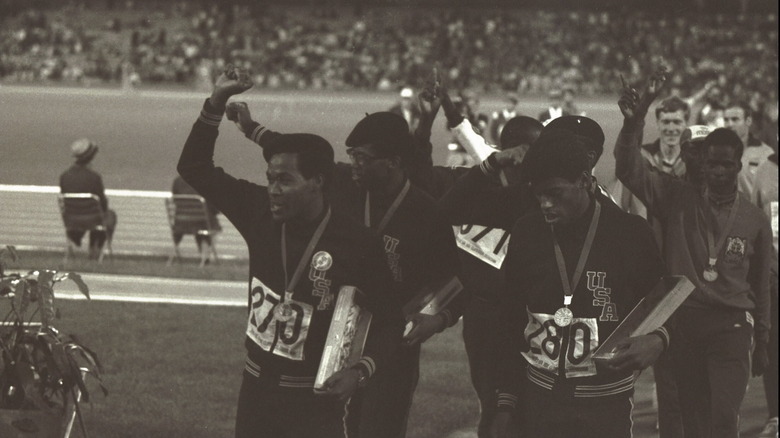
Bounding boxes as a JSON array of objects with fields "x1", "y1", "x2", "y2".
[
  {"x1": 654, "y1": 350, "x2": 684, "y2": 438},
  {"x1": 764, "y1": 273, "x2": 779, "y2": 418},
  {"x1": 521, "y1": 378, "x2": 634, "y2": 438},
  {"x1": 235, "y1": 371, "x2": 349, "y2": 438},
  {"x1": 463, "y1": 298, "x2": 502, "y2": 438},
  {"x1": 67, "y1": 209, "x2": 117, "y2": 251},
  {"x1": 670, "y1": 306, "x2": 753, "y2": 438},
  {"x1": 348, "y1": 345, "x2": 419, "y2": 438}
]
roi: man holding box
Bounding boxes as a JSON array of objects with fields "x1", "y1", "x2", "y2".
[
  {"x1": 229, "y1": 95, "x2": 462, "y2": 438},
  {"x1": 177, "y1": 66, "x2": 403, "y2": 438},
  {"x1": 490, "y1": 129, "x2": 671, "y2": 438}
]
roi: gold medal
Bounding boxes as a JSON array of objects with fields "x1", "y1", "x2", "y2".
[
  {"x1": 554, "y1": 307, "x2": 574, "y2": 327},
  {"x1": 703, "y1": 265, "x2": 718, "y2": 282},
  {"x1": 274, "y1": 301, "x2": 296, "y2": 323}
]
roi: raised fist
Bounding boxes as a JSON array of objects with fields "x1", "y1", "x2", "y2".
[{"x1": 211, "y1": 64, "x2": 254, "y2": 110}]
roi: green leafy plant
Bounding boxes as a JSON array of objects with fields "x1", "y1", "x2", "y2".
[{"x1": 0, "y1": 245, "x2": 106, "y2": 437}]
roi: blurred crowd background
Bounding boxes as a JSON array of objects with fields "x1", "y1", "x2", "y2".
[{"x1": 1, "y1": 0, "x2": 777, "y2": 106}]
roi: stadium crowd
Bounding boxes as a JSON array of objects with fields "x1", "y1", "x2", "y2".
[{"x1": 1, "y1": 1, "x2": 777, "y2": 100}]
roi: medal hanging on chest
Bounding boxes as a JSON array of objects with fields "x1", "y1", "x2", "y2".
[
  {"x1": 702, "y1": 259, "x2": 719, "y2": 282},
  {"x1": 702, "y1": 194, "x2": 740, "y2": 283},
  {"x1": 276, "y1": 208, "x2": 331, "y2": 320},
  {"x1": 552, "y1": 201, "x2": 601, "y2": 328},
  {"x1": 274, "y1": 291, "x2": 297, "y2": 323},
  {"x1": 554, "y1": 296, "x2": 574, "y2": 327}
]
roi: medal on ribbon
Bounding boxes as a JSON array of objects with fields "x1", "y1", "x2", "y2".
[
  {"x1": 703, "y1": 258, "x2": 718, "y2": 282},
  {"x1": 552, "y1": 202, "x2": 601, "y2": 328},
  {"x1": 554, "y1": 307, "x2": 574, "y2": 327},
  {"x1": 702, "y1": 193, "x2": 739, "y2": 284},
  {"x1": 274, "y1": 292, "x2": 297, "y2": 323}
]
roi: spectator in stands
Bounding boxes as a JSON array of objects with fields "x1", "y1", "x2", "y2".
[
  {"x1": 538, "y1": 88, "x2": 569, "y2": 126},
  {"x1": 562, "y1": 86, "x2": 585, "y2": 116},
  {"x1": 171, "y1": 175, "x2": 221, "y2": 264},
  {"x1": 389, "y1": 87, "x2": 421, "y2": 133},
  {"x1": 723, "y1": 101, "x2": 775, "y2": 195},
  {"x1": 488, "y1": 93, "x2": 520, "y2": 148},
  {"x1": 59, "y1": 138, "x2": 117, "y2": 259}
]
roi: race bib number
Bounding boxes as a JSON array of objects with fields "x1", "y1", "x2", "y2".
[
  {"x1": 246, "y1": 277, "x2": 313, "y2": 361},
  {"x1": 454, "y1": 225, "x2": 510, "y2": 269},
  {"x1": 522, "y1": 309, "x2": 600, "y2": 378}
]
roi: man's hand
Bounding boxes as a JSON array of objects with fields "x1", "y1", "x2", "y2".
[
  {"x1": 226, "y1": 102, "x2": 254, "y2": 134},
  {"x1": 403, "y1": 313, "x2": 446, "y2": 346},
  {"x1": 418, "y1": 67, "x2": 442, "y2": 123},
  {"x1": 618, "y1": 65, "x2": 668, "y2": 121},
  {"x1": 489, "y1": 411, "x2": 512, "y2": 438},
  {"x1": 596, "y1": 334, "x2": 664, "y2": 372},
  {"x1": 752, "y1": 342, "x2": 769, "y2": 377},
  {"x1": 210, "y1": 65, "x2": 254, "y2": 111},
  {"x1": 494, "y1": 144, "x2": 530, "y2": 168},
  {"x1": 317, "y1": 368, "x2": 360, "y2": 401},
  {"x1": 440, "y1": 87, "x2": 464, "y2": 128}
]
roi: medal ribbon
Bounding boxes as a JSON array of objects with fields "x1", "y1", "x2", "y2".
[
  {"x1": 364, "y1": 179, "x2": 411, "y2": 233},
  {"x1": 281, "y1": 207, "x2": 332, "y2": 299},
  {"x1": 552, "y1": 201, "x2": 602, "y2": 307},
  {"x1": 705, "y1": 193, "x2": 740, "y2": 270}
]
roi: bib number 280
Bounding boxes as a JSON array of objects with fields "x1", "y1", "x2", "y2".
[
  {"x1": 246, "y1": 277, "x2": 312, "y2": 361},
  {"x1": 522, "y1": 310, "x2": 599, "y2": 378}
]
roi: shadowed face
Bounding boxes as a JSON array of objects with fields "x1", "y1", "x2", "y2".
[
  {"x1": 702, "y1": 144, "x2": 741, "y2": 192},
  {"x1": 266, "y1": 153, "x2": 322, "y2": 222},
  {"x1": 347, "y1": 144, "x2": 396, "y2": 190},
  {"x1": 531, "y1": 172, "x2": 591, "y2": 225}
]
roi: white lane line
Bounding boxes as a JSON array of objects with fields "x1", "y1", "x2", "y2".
[{"x1": 56, "y1": 292, "x2": 244, "y2": 307}]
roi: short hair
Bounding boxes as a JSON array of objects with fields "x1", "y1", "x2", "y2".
[
  {"x1": 263, "y1": 133, "x2": 335, "y2": 186},
  {"x1": 499, "y1": 116, "x2": 543, "y2": 150},
  {"x1": 702, "y1": 128, "x2": 744, "y2": 160},
  {"x1": 655, "y1": 96, "x2": 690, "y2": 120},
  {"x1": 724, "y1": 101, "x2": 752, "y2": 119},
  {"x1": 522, "y1": 129, "x2": 590, "y2": 185}
]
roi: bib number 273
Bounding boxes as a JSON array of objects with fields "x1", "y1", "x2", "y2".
[{"x1": 246, "y1": 277, "x2": 312, "y2": 361}]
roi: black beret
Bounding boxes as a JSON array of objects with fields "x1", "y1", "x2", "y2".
[
  {"x1": 499, "y1": 116, "x2": 543, "y2": 150},
  {"x1": 345, "y1": 112, "x2": 413, "y2": 161},
  {"x1": 544, "y1": 115, "x2": 605, "y2": 153},
  {"x1": 522, "y1": 128, "x2": 589, "y2": 184}
]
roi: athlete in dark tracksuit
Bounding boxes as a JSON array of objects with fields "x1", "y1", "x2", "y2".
[
  {"x1": 615, "y1": 74, "x2": 772, "y2": 438},
  {"x1": 178, "y1": 98, "x2": 403, "y2": 438},
  {"x1": 493, "y1": 132, "x2": 672, "y2": 438},
  {"x1": 241, "y1": 114, "x2": 463, "y2": 438}
]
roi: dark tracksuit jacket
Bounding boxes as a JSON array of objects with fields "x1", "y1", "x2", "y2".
[
  {"x1": 178, "y1": 99, "x2": 402, "y2": 388},
  {"x1": 495, "y1": 200, "x2": 668, "y2": 407}
]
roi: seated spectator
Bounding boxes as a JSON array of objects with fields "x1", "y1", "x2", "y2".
[
  {"x1": 59, "y1": 138, "x2": 117, "y2": 259},
  {"x1": 171, "y1": 175, "x2": 221, "y2": 263}
]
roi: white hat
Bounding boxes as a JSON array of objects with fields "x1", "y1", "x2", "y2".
[
  {"x1": 71, "y1": 138, "x2": 98, "y2": 163},
  {"x1": 400, "y1": 87, "x2": 414, "y2": 98}
]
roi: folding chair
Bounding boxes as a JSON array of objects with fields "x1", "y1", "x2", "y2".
[
  {"x1": 165, "y1": 194, "x2": 220, "y2": 267},
  {"x1": 57, "y1": 193, "x2": 113, "y2": 263}
]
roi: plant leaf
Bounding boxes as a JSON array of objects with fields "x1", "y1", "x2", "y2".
[
  {"x1": 55, "y1": 272, "x2": 90, "y2": 299},
  {"x1": 35, "y1": 271, "x2": 56, "y2": 329}
]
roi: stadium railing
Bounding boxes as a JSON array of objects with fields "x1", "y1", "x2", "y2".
[{"x1": 0, "y1": 185, "x2": 247, "y2": 260}]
